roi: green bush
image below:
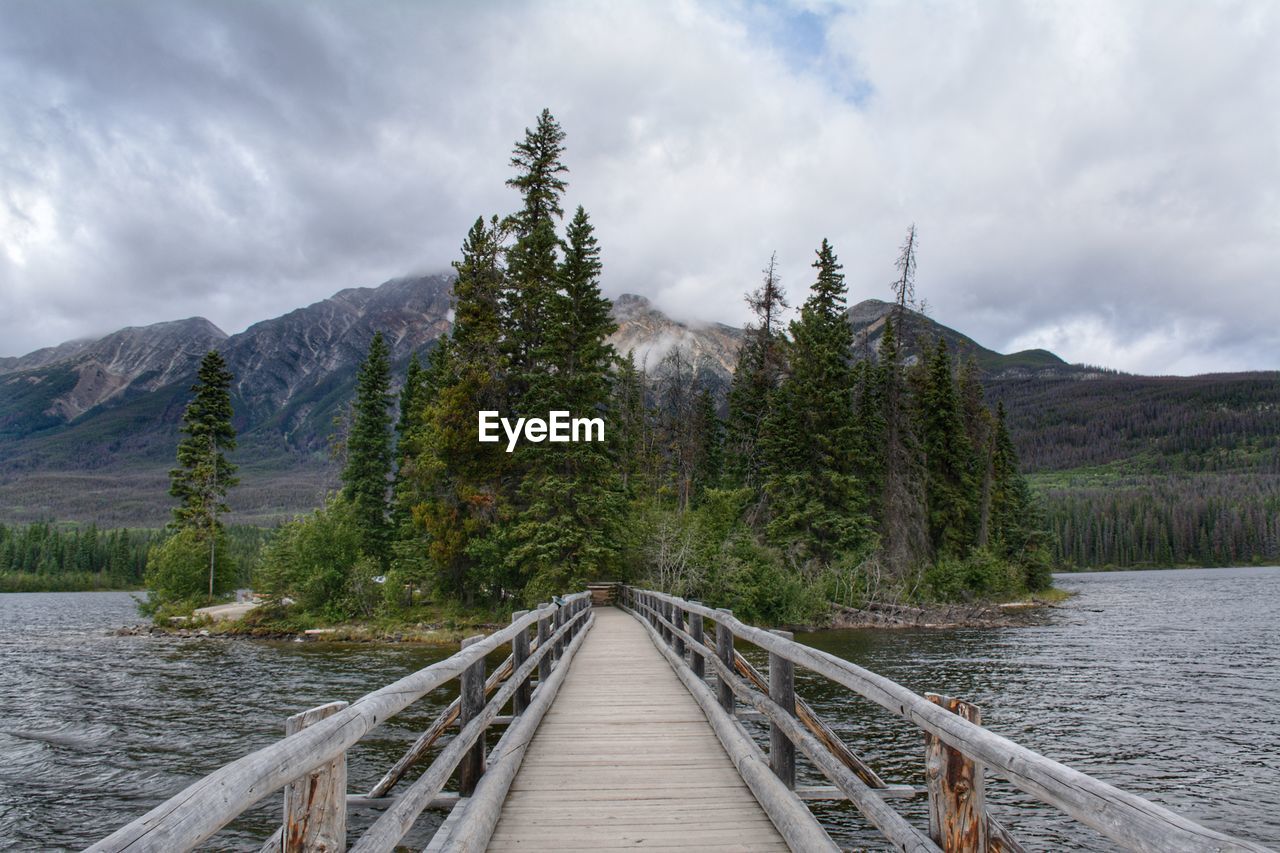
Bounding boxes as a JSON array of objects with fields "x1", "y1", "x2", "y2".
[
  {"x1": 925, "y1": 548, "x2": 1022, "y2": 602},
  {"x1": 142, "y1": 527, "x2": 234, "y2": 612},
  {"x1": 255, "y1": 496, "x2": 363, "y2": 619}
]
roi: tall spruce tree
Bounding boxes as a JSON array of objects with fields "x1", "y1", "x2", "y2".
[
  {"x1": 391, "y1": 352, "x2": 426, "y2": 529},
  {"x1": 612, "y1": 351, "x2": 651, "y2": 496},
  {"x1": 988, "y1": 402, "x2": 1051, "y2": 589},
  {"x1": 759, "y1": 240, "x2": 870, "y2": 561},
  {"x1": 343, "y1": 332, "x2": 394, "y2": 567},
  {"x1": 168, "y1": 349, "x2": 238, "y2": 597},
  {"x1": 915, "y1": 338, "x2": 978, "y2": 556},
  {"x1": 874, "y1": 315, "x2": 930, "y2": 576},
  {"x1": 693, "y1": 387, "x2": 723, "y2": 501},
  {"x1": 724, "y1": 253, "x2": 788, "y2": 490},
  {"x1": 508, "y1": 205, "x2": 625, "y2": 599},
  {"x1": 956, "y1": 357, "x2": 995, "y2": 547},
  {"x1": 852, "y1": 356, "x2": 886, "y2": 520},
  {"x1": 415, "y1": 216, "x2": 511, "y2": 600},
  {"x1": 503, "y1": 110, "x2": 568, "y2": 405}
]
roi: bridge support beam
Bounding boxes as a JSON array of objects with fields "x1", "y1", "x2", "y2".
[
  {"x1": 924, "y1": 693, "x2": 988, "y2": 853},
  {"x1": 769, "y1": 630, "x2": 796, "y2": 789},
  {"x1": 716, "y1": 609, "x2": 735, "y2": 715},
  {"x1": 283, "y1": 700, "x2": 349, "y2": 853},
  {"x1": 511, "y1": 611, "x2": 531, "y2": 716},
  {"x1": 689, "y1": 602, "x2": 705, "y2": 679},
  {"x1": 536, "y1": 605, "x2": 551, "y2": 684},
  {"x1": 672, "y1": 602, "x2": 685, "y2": 659},
  {"x1": 459, "y1": 635, "x2": 486, "y2": 796}
]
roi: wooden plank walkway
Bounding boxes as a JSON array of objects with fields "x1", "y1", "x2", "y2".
[{"x1": 486, "y1": 606, "x2": 789, "y2": 852}]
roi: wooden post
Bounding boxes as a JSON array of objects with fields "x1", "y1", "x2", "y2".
[
  {"x1": 768, "y1": 630, "x2": 796, "y2": 789},
  {"x1": 511, "y1": 610, "x2": 531, "y2": 716},
  {"x1": 924, "y1": 693, "x2": 988, "y2": 852},
  {"x1": 459, "y1": 635, "x2": 486, "y2": 797},
  {"x1": 553, "y1": 603, "x2": 566, "y2": 660},
  {"x1": 689, "y1": 602, "x2": 705, "y2": 679},
  {"x1": 715, "y1": 608, "x2": 735, "y2": 715},
  {"x1": 536, "y1": 605, "x2": 551, "y2": 684},
  {"x1": 283, "y1": 701, "x2": 348, "y2": 853},
  {"x1": 672, "y1": 601, "x2": 685, "y2": 658}
]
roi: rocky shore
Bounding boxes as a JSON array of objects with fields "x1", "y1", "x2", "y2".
[
  {"x1": 823, "y1": 598, "x2": 1059, "y2": 630},
  {"x1": 113, "y1": 621, "x2": 491, "y2": 644}
]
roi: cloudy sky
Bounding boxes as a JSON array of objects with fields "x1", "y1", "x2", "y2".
[{"x1": 1, "y1": 1, "x2": 1277, "y2": 374}]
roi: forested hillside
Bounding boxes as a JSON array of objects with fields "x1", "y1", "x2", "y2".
[
  {"x1": 0, "y1": 522, "x2": 269, "y2": 592},
  {"x1": 990, "y1": 374, "x2": 1280, "y2": 567}
]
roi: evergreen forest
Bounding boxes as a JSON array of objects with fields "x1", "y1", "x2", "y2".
[{"x1": 240, "y1": 111, "x2": 1051, "y2": 626}]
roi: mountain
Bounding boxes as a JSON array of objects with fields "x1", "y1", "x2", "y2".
[
  {"x1": 0, "y1": 276, "x2": 749, "y2": 524},
  {"x1": 0, "y1": 275, "x2": 453, "y2": 525},
  {"x1": 608, "y1": 293, "x2": 744, "y2": 391},
  {"x1": 2, "y1": 273, "x2": 1276, "y2": 565},
  {"x1": 844, "y1": 298, "x2": 1095, "y2": 379},
  {"x1": 221, "y1": 275, "x2": 454, "y2": 450},
  {"x1": 0, "y1": 318, "x2": 228, "y2": 432}
]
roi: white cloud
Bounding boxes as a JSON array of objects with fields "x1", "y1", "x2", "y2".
[{"x1": 0, "y1": 0, "x2": 1276, "y2": 374}]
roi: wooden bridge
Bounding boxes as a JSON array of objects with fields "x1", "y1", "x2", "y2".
[{"x1": 88, "y1": 586, "x2": 1272, "y2": 853}]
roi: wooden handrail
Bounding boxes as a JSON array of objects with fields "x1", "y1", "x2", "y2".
[
  {"x1": 350, "y1": 603, "x2": 592, "y2": 852},
  {"x1": 624, "y1": 586, "x2": 1272, "y2": 853},
  {"x1": 88, "y1": 590, "x2": 592, "y2": 853},
  {"x1": 428, "y1": 610, "x2": 597, "y2": 852}
]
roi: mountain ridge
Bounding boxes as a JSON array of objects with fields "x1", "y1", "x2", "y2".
[{"x1": 1, "y1": 273, "x2": 1273, "y2": 527}]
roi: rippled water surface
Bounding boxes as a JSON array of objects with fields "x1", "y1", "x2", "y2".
[
  {"x1": 790, "y1": 567, "x2": 1280, "y2": 850},
  {"x1": 2, "y1": 568, "x2": 1278, "y2": 851}
]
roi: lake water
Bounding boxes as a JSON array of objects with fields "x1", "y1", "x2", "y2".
[{"x1": 1, "y1": 568, "x2": 1277, "y2": 851}]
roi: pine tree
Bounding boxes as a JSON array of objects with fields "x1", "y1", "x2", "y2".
[
  {"x1": 852, "y1": 357, "x2": 886, "y2": 519},
  {"x1": 553, "y1": 206, "x2": 615, "y2": 406},
  {"x1": 915, "y1": 338, "x2": 978, "y2": 556},
  {"x1": 414, "y1": 217, "x2": 512, "y2": 600},
  {"x1": 508, "y1": 205, "x2": 625, "y2": 599},
  {"x1": 724, "y1": 254, "x2": 788, "y2": 490},
  {"x1": 760, "y1": 240, "x2": 870, "y2": 561},
  {"x1": 343, "y1": 332, "x2": 394, "y2": 567},
  {"x1": 168, "y1": 349, "x2": 238, "y2": 597},
  {"x1": 503, "y1": 110, "x2": 568, "y2": 405},
  {"x1": 988, "y1": 402, "x2": 1051, "y2": 588},
  {"x1": 956, "y1": 357, "x2": 995, "y2": 547},
  {"x1": 612, "y1": 351, "x2": 651, "y2": 496},
  {"x1": 397, "y1": 352, "x2": 426, "y2": 446},
  {"x1": 506, "y1": 107, "x2": 568, "y2": 228},
  {"x1": 693, "y1": 387, "x2": 723, "y2": 501},
  {"x1": 875, "y1": 315, "x2": 930, "y2": 576},
  {"x1": 657, "y1": 348, "x2": 705, "y2": 511},
  {"x1": 391, "y1": 352, "x2": 426, "y2": 530}
]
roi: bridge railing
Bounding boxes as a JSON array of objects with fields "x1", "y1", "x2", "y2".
[
  {"x1": 621, "y1": 586, "x2": 1272, "y2": 853},
  {"x1": 88, "y1": 590, "x2": 594, "y2": 853}
]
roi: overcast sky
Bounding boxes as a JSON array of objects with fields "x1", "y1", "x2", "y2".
[{"x1": 2, "y1": 1, "x2": 1277, "y2": 374}]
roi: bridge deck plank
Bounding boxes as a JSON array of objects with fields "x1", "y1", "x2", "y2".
[{"x1": 485, "y1": 607, "x2": 788, "y2": 851}]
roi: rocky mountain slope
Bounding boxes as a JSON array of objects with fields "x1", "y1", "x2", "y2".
[{"x1": 844, "y1": 299, "x2": 1096, "y2": 379}]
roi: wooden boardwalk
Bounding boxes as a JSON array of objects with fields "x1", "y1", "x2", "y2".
[
  {"x1": 487, "y1": 607, "x2": 788, "y2": 852},
  {"x1": 89, "y1": 588, "x2": 1273, "y2": 853}
]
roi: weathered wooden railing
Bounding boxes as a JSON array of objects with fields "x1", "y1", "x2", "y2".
[
  {"x1": 621, "y1": 586, "x2": 1272, "y2": 853},
  {"x1": 87, "y1": 590, "x2": 593, "y2": 853}
]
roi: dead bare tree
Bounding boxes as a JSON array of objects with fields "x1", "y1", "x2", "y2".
[{"x1": 878, "y1": 225, "x2": 931, "y2": 582}]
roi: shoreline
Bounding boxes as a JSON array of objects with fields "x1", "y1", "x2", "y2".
[
  {"x1": 801, "y1": 590, "x2": 1074, "y2": 631},
  {"x1": 114, "y1": 617, "x2": 503, "y2": 646},
  {"x1": 117, "y1": 593, "x2": 1073, "y2": 643}
]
